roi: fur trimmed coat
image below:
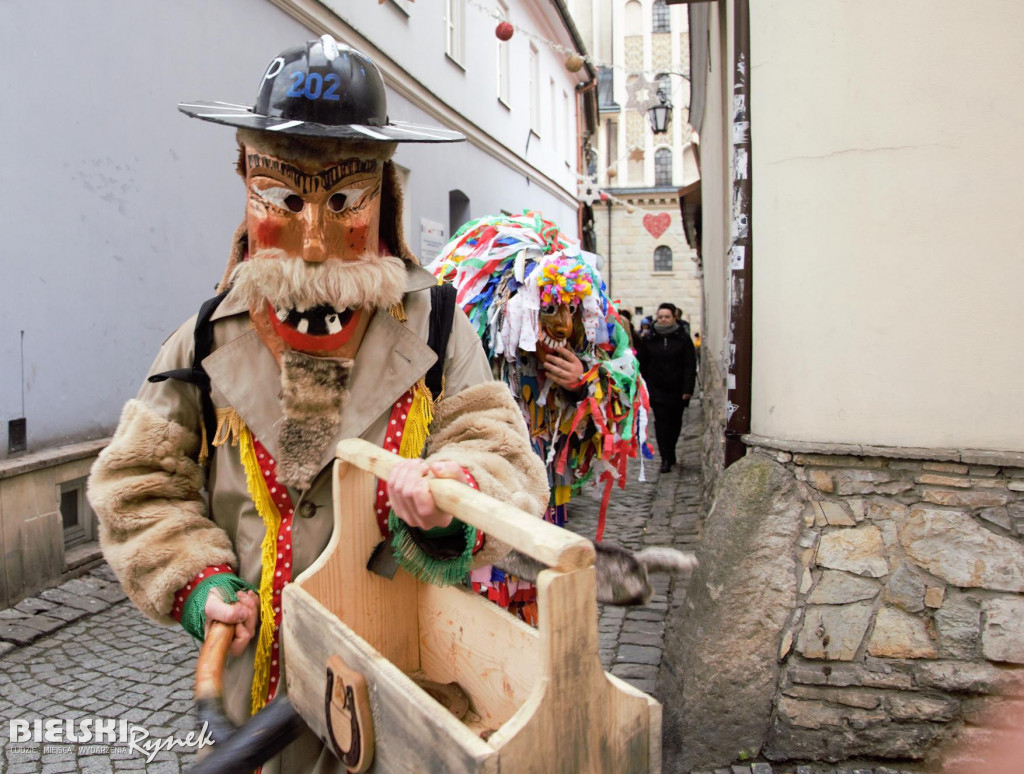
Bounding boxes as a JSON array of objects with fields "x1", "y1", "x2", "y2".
[{"x1": 87, "y1": 262, "x2": 548, "y2": 773}]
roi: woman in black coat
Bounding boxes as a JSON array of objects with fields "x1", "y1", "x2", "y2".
[{"x1": 636, "y1": 303, "x2": 697, "y2": 472}]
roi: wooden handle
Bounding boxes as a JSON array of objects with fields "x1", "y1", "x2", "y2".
[
  {"x1": 334, "y1": 438, "x2": 595, "y2": 572},
  {"x1": 195, "y1": 620, "x2": 235, "y2": 701}
]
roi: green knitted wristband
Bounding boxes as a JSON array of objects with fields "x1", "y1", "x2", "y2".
[
  {"x1": 388, "y1": 511, "x2": 477, "y2": 587},
  {"x1": 421, "y1": 521, "x2": 464, "y2": 538},
  {"x1": 179, "y1": 573, "x2": 259, "y2": 642}
]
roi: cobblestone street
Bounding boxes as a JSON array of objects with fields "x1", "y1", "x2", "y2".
[
  {"x1": 562, "y1": 404, "x2": 704, "y2": 694},
  {"x1": 0, "y1": 407, "x2": 704, "y2": 774},
  {"x1": 0, "y1": 577, "x2": 201, "y2": 773}
]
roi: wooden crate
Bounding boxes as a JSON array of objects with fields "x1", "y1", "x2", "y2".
[{"x1": 282, "y1": 439, "x2": 660, "y2": 773}]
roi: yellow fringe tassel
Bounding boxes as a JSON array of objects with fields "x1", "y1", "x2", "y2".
[
  {"x1": 199, "y1": 408, "x2": 244, "y2": 466},
  {"x1": 238, "y1": 424, "x2": 282, "y2": 717},
  {"x1": 388, "y1": 301, "x2": 408, "y2": 322},
  {"x1": 198, "y1": 424, "x2": 209, "y2": 467},
  {"x1": 212, "y1": 407, "x2": 245, "y2": 448},
  {"x1": 399, "y1": 378, "x2": 435, "y2": 459}
]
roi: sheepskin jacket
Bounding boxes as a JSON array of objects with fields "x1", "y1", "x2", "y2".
[{"x1": 87, "y1": 262, "x2": 548, "y2": 771}]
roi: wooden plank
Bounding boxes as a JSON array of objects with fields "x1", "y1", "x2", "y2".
[
  {"x1": 488, "y1": 567, "x2": 655, "y2": 773},
  {"x1": 283, "y1": 585, "x2": 497, "y2": 774},
  {"x1": 607, "y1": 674, "x2": 662, "y2": 774},
  {"x1": 334, "y1": 439, "x2": 595, "y2": 572},
  {"x1": 285, "y1": 441, "x2": 659, "y2": 772},
  {"x1": 417, "y1": 583, "x2": 542, "y2": 730},
  {"x1": 295, "y1": 460, "x2": 420, "y2": 672}
]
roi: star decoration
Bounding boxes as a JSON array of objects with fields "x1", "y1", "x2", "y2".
[
  {"x1": 628, "y1": 146, "x2": 645, "y2": 163},
  {"x1": 625, "y1": 74, "x2": 660, "y2": 112},
  {"x1": 577, "y1": 178, "x2": 602, "y2": 206}
]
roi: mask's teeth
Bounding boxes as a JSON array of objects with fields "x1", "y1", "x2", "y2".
[
  {"x1": 325, "y1": 314, "x2": 342, "y2": 334},
  {"x1": 295, "y1": 303, "x2": 309, "y2": 314},
  {"x1": 296, "y1": 318, "x2": 310, "y2": 334},
  {"x1": 275, "y1": 306, "x2": 289, "y2": 322}
]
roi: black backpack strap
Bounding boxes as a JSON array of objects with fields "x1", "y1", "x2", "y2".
[
  {"x1": 148, "y1": 290, "x2": 229, "y2": 464},
  {"x1": 425, "y1": 284, "x2": 457, "y2": 400}
]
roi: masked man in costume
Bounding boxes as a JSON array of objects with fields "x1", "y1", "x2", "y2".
[
  {"x1": 87, "y1": 37, "x2": 548, "y2": 773},
  {"x1": 428, "y1": 213, "x2": 653, "y2": 620}
]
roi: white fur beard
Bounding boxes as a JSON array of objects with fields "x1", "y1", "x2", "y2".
[{"x1": 229, "y1": 249, "x2": 407, "y2": 312}]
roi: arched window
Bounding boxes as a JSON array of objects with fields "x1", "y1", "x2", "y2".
[
  {"x1": 653, "y1": 245, "x2": 673, "y2": 272},
  {"x1": 655, "y1": 148, "x2": 673, "y2": 186},
  {"x1": 656, "y1": 72, "x2": 672, "y2": 103},
  {"x1": 625, "y1": 0, "x2": 643, "y2": 35},
  {"x1": 449, "y1": 189, "x2": 470, "y2": 238},
  {"x1": 652, "y1": 0, "x2": 670, "y2": 33}
]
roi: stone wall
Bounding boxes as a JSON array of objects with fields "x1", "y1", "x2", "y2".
[
  {"x1": 754, "y1": 439, "x2": 1024, "y2": 767},
  {"x1": 0, "y1": 440, "x2": 106, "y2": 607},
  {"x1": 596, "y1": 196, "x2": 702, "y2": 328},
  {"x1": 698, "y1": 349, "x2": 726, "y2": 513},
  {"x1": 663, "y1": 435, "x2": 1024, "y2": 771}
]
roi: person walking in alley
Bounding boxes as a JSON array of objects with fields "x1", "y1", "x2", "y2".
[
  {"x1": 637, "y1": 302, "x2": 697, "y2": 473},
  {"x1": 87, "y1": 36, "x2": 549, "y2": 772}
]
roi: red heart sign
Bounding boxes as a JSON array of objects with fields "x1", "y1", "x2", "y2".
[{"x1": 643, "y1": 212, "x2": 671, "y2": 239}]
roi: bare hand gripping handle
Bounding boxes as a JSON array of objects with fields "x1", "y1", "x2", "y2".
[{"x1": 334, "y1": 437, "x2": 596, "y2": 572}]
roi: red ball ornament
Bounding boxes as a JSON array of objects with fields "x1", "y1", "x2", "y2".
[{"x1": 495, "y1": 21, "x2": 514, "y2": 41}]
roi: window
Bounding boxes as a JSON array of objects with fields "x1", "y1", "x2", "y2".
[
  {"x1": 652, "y1": 0, "x2": 670, "y2": 33},
  {"x1": 597, "y1": 66, "x2": 618, "y2": 111},
  {"x1": 655, "y1": 147, "x2": 673, "y2": 186},
  {"x1": 606, "y1": 119, "x2": 618, "y2": 169},
  {"x1": 564, "y1": 90, "x2": 572, "y2": 166},
  {"x1": 625, "y1": 0, "x2": 643, "y2": 35},
  {"x1": 450, "y1": 190, "x2": 470, "y2": 237},
  {"x1": 445, "y1": 0, "x2": 465, "y2": 65},
  {"x1": 496, "y1": 1, "x2": 510, "y2": 105},
  {"x1": 60, "y1": 478, "x2": 95, "y2": 549},
  {"x1": 529, "y1": 44, "x2": 540, "y2": 135},
  {"x1": 656, "y1": 72, "x2": 672, "y2": 104},
  {"x1": 551, "y1": 77, "x2": 558, "y2": 150},
  {"x1": 653, "y1": 245, "x2": 673, "y2": 272}
]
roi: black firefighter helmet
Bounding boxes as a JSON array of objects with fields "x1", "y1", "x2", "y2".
[{"x1": 179, "y1": 34, "x2": 464, "y2": 143}]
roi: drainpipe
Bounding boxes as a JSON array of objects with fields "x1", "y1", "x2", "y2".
[
  {"x1": 576, "y1": 80, "x2": 598, "y2": 240},
  {"x1": 606, "y1": 197, "x2": 613, "y2": 294},
  {"x1": 725, "y1": 0, "x2": 753, "y2": 467}
]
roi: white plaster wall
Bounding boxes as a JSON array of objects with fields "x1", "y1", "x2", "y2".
[
  {"x1": 0, "y1": 0, "x2": 584, "y2": 457},
  {"x1": 697, "y1": 3, "x2": 732, "y2": 384},
  {"x1": 0, "y1": 0, "x2": 312, "y2": 455},
  {"x1": 394, "y1": 128, "x2": 580, "y2": 250},
  {"x1": 326, "y1": 0, "x2": 585, "y2": 201},
  {"x1": 749, "y1": 0, "x2": 1024, "y2": 451}
]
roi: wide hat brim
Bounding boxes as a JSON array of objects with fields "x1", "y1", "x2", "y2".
[{"x1": 178, "y1": 100, "x2": 465, "y2": 143}]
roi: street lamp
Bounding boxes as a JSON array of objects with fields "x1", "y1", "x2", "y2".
[{"x1": 647, "y1": 92, "x2": 672, "y2": 135}]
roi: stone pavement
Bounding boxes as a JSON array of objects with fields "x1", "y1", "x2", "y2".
[
  {"x1": 562, "y1": 403, "x2": 704, "y2": 694},
  {"x1": 0, "y1": 564, "x2": 201, "y2": 772}
]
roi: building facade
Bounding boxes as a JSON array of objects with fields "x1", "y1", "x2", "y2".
[
  {"x1": 573, "y1": 0, "x2": 702, "y2": 327},
  {"x1": 661, "y1": 1, "x2": 1024, "y2": 771},
  {"x1": 0, "y1": 0, "x2": 590, "y2": 606}
]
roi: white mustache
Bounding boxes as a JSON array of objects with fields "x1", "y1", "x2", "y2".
[{"x1": 229, "y1": 248, "x2": 406, "y2": 312}]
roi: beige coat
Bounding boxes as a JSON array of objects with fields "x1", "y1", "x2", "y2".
[{"x1": 88, "y1": 262, "x2": 549, "y2": 773}]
